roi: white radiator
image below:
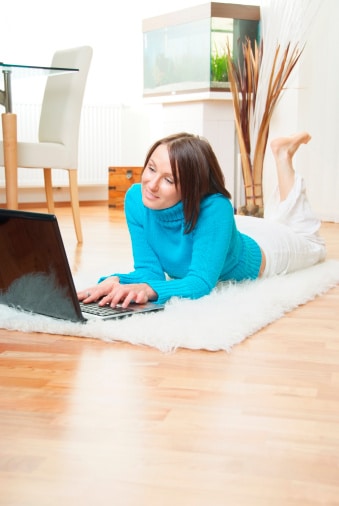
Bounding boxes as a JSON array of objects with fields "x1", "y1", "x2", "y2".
[{"x1": 0, "y1": 103, "x2": 123, "y2": 187}]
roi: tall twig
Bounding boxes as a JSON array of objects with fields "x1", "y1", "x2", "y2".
[{"x1": 227, "y1": 39, "x2": 303, "y2": 215}]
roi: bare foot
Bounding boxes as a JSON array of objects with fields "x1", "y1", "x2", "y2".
[
  {"x1": 270, "y1": 132, "x2": 311, "y2": 160},
  {"x1": 270, "y1": 132, "x2": 311, "y2": 201}
]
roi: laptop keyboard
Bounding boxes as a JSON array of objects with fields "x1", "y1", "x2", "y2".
[{"x1": 79, "y1": 302, "x2": 131, "y2": 316}]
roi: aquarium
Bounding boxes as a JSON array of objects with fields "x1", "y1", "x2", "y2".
[{"x1": 143, "y1": 2, "x2": 260, "y2": 96}]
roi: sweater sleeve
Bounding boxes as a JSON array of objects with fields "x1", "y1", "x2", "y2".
[{"x1": 101, "y1": 184, "x2": 167, "y2": 284}]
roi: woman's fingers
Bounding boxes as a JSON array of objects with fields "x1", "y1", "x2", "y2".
[
  {"x1": 79, "y1": 282, "x2": 150, "y2": 308},
  {"x1": 78, "y1": 278, "x2": 118, "y2": 302},
  {"x1": 99, "y1": 285, "x2": 148, "y2": 308},
  {"x1": 78, "y1": 286, "x2": 99, "y2": 301}
]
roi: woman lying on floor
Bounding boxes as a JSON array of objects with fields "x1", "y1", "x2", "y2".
[{"x1": 78, "y1": 132, "x2": 326, "y2": 308}]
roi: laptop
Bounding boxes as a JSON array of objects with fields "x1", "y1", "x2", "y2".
[{"x1": 0, "y1": 208, "x2": 164, "y2": 322}]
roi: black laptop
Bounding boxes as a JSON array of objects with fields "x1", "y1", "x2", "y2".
[{"x1": 0, "y1": 208, "x2": 164, "y2": 322}]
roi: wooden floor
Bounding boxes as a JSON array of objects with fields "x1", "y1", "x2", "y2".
[{"x1": 1, "y1": 204, "x2": 339, "y2": 506}]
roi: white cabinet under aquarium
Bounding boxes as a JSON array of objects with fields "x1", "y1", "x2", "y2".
[{"x1": 142, "y1": 2, "x2": 260, "y2": 96}]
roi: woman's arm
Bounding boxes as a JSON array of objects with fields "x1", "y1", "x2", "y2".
[
  {"x1": 100, "y1": 184, "x2": 167, "y2": 284},
  {"x1": 77, "y1": 185, "x2": 166, "y2": 307}
]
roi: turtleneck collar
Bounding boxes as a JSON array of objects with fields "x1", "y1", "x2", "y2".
[{"x1": 145, "y1": 200, "x2": 184, "y2": 224}]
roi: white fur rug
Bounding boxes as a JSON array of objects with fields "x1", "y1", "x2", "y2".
[{"x1": 1, "y1": 260, "x2": 339, "y2": 352}]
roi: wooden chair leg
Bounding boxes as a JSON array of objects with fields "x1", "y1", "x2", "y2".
[
  {"x1": 2, "y1": 113, "x2": 18, "y2": 209},
  {"x1": 43, "y1": 168, "x2": 55, "y2": 214},
  {"x1": 68, "y1": 170, "x2": 83, "y2": 243}
]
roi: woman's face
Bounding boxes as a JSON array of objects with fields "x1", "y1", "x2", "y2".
[{"x1": 141, "y1": 144, "x2": 181, "y2": 210}]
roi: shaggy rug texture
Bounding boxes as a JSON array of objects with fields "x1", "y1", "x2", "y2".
[{"x1": 1, "y1": 260, "x2": 339, "y2": 352}]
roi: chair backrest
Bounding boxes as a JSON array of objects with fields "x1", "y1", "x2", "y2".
[{"x1": 38, "y1": 46, "x2": 93, "y2": 159}]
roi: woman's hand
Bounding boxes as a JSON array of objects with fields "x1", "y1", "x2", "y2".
[
  {"x1": 77, "y1": 276, "x2": 157, "y2": 308},
  {"x1": 77, "y1": 276, "x2": 120, "y2": 303}
]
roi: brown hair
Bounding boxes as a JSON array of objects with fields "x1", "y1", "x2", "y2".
[{"x1": 143, "y1": 133, "x2": 232, "y2": 233}]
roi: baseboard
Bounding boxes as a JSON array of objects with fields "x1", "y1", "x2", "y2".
[
  {"x1": 14, "y1": 200, "x2": 109, "y2": 209},
  {"x1": 0, "y1": 184, "x2": 108, "y2": 206}
]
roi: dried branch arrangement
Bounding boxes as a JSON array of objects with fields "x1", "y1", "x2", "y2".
[{"x1": 227, "y1": 39, "x2": 303, "y2": 216}]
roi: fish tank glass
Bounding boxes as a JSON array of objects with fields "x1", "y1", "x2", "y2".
[{"x1": 143, "y1": 3, "x2": 260, "y2": 96}]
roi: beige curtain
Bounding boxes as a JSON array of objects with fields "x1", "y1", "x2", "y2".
[
  {"x1": 297, "y1": 0, "x2": 339, "y2": 222},
  {"x1": 262, "y1": 0, "x2": 338, "y2": 223}
]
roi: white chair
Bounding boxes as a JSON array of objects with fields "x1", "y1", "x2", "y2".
[{"x1": 0, "y1": 46, "x2": 93, "y2": 242}]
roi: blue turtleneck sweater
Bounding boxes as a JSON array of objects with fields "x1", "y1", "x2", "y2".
[{"x1": 103, "y1": 183, "x2": 262, "y2": 304}]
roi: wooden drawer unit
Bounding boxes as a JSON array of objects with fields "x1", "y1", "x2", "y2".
[{"x1": 108, "y1": 166, "x2": 143, "y2": 208}]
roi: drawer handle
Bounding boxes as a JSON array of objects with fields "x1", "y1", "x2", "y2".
[{"x1": 126, "y1": 170, "x2": 133, "y2": 180}]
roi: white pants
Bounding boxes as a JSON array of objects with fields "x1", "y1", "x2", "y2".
[{"x1": 235, "y1": 174, "x2": 326, "y2": 277}]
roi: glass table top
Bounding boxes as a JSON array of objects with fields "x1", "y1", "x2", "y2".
[
  {"x1": 0, "y1": 63, "x2": 79, "y2": 112},
  {"x1": 0, "y1": 62, "x2": 79, "y2": 78}
]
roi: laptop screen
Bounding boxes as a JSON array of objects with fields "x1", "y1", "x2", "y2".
[{"x1": 0, "y1": 209, "x2": 84, "y2": 322}]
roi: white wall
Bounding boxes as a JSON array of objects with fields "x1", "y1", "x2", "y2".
[
  {"x1": 264, "y1": 0, "x2": 339, "y2": 221},
  {"x1": 297, "y1": 0, "x2": 339, "y2": 221}
]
